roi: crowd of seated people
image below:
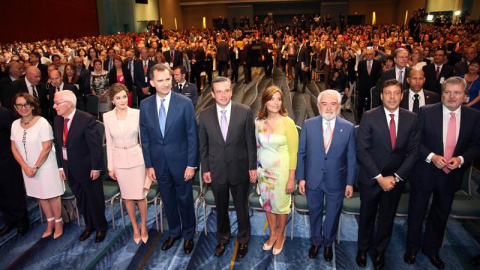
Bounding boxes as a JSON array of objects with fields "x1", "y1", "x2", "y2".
[{"x1": 0, "y1": 14, "x2": 479, "y2": 269}]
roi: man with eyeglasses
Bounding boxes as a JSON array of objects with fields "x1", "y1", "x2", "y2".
[{"x1": 405, "y1": 77, "x2": 480, "y2": 268}]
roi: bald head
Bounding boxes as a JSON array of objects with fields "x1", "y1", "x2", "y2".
[
  {"x1": 407, "y1": 69, "x2": 425, "y2": 93},
  {"x1": 49, "y1": 70, "x2": 62, "y2": 87},
  {"x1": 26, "y1": 67, "x2": 42, "y2": 85}
]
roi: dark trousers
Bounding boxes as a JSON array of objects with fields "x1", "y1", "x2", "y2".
[
  {"x1": 69, "y1": 173, "x2": 107, "y2": 231},
  {"x1": 211, "y1": 180, "x2": 250, "y2": 244},
  {"x1": 243, "y1": 63, "x2": 252, "y2": 82},
  {"x1": 322, "y1": 64, "x2": 331, "y2": 89},
  {"x1": 217, "y1": 61, "x2": 228, "y2": 77},
  {"x1": 306, "y1": 186, "x2": 344, "y2": 246},
  {"x1": 230, "y1": 60, "x2": 240, "y2": 82},
  {"x1": 158, "y1": 167, "x2": 195, "y2": 240},
  {"x1": 293, "y1": 62, "x2": 307, "y2": 89},
  {"x1": 264, "y1": 58, "x2": 273, "y2": 76},
  {"x1": 190, "y1": 63, "x2": 203, "y2": 90},
  {"x1": 0, "y1": 163, "x2": 28, "y2": 227},
  {"x1": 406, "y1": 184, "x2": 455, "y2": 256},
  {"x1": 357, "y1": 87, "x2": 371, "y2": 123},
  {"x1": 358, "y1": 180, "x2": 405, "y2": 254}
]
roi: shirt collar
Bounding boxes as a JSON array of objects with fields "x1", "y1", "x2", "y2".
[
  {"x1": 384, "y1": 107, "x2": 399, "y2": 118},
  {"x1": 409, "y1": 89, "x2": 424, "y2": 97},
  {"x1": 216, "y1": 101, "x2": 232, "y2": 113},
  {"x1": 65, "y1": 109, "x2": 76, "y2": 120},
  {"x1": 442, "y1": 104, "x2": 461, "y2": 116},
  {"x1": 156, "y1": 90, "x2": 172, "y2": 102}
]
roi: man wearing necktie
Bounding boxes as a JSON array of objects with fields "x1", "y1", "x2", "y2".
[
  {"x1": 163, "y1": 40, "x2": 182, "y2": 69},
  {"x1": 139, "y1": 64, "x2": 199, "y2": 255},
  {"x1": 134, "y1": 48, "x2": 154, "y2": 103},
  {"x1": 401, "y1": 69, "x2": 440, "y2": 113},
  {"x1": 296, "y1": 90, "x2": 356, "y2": 261},
  {"x1": 198, "y1": 76, "x2": 257, "y2": 259},
  {"x1": 405, "y1": 77, "x2": 480, "y2": 268},
  {"x1": 103, "y1": 48, "x2": 116, "y2": 72},
  {"x1": 356, "y1": 79, "x2": 420, "y2": 269},
  {"x1": 10, "y1": 67, "x2": 49, "y2": 121}
]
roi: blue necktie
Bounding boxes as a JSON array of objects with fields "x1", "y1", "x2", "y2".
[
  {"x1": 398, "y1": 70, "x2": 403, "y2": 83},
  {"x1": 159, "y1": 99, "x2": 166, "y2": 136}
]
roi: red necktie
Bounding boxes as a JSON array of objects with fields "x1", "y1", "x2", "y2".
[
  {"x1": 170, "y1": 51, "x2": 174, "y2": 63},
  {"x1": 443, "y1": 112, "x2": 456, "y2": 174},
  {"x1": 389, "y1": 114, "x2": 396, "y2": 150},
  {"x1": 31, "y1": 85, "x2": 38, "y2": 100},
  {"x1": 63, "y1": 118, "x2": 70, "y2": 146},
  {"x1": 436, "y1": 66, "x2": 440, "y2": 80}
]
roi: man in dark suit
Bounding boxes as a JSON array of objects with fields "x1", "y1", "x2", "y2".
[
  {"x1": 404, "y1": 77, "x2": 480, "y2": 269},
  {"x1": 0, "y1": 61, "x2": 22, "y2": 110},
  {"x1": 356, "y1": 79, "x2": 420, "y2": 269},
  {"x1": 134, "y1": 47, "x2": 155, "y2": 104},
  {"x1": 454, "y1": 47, "x2": 478, "y2": 75},
  {"x1": 423, "y1": 48, "x2": 454, "y2": 95},
  {"x1": 123, "y1": 50, "x2": 136, "y2": 82},
  {"x1": 172, "y1": 65, "x2": 198, "y2": 107},
  {"x1": 297, "y1": 90, "x2": 356, "y2": 260},
  {"x1": 373, "y1": 48, "x2": 412, "y2": 108},
  {"x1": 49, "y1": 70, "x2": 85, "y2": 113},
  {"x1": 74, "y1": 57, "x2": 91, "y2": 94},
  {"x1": 318, "y1": 40, "x2": 334, "y2": 89},
  {"x1": 11, "y1": 67, "x2": 49, "y2": 120},
  {"x1": 401, "y1": 69, "x2": 440, "y2": 112},
  {"x1": 356, "y1": 49, "x2": 382, "y2": 122},
  {"x1": 241, "y1": 38, "x2": 252, "y2": 84},
  {"x1": 187, "y1": 42, "x2": 205, "y2": 91},
  {"x1": 103, "y1": 47, "x2": 116, "y2": 72},
  {"x1": 198, "y1": 76, "x2": 257, "y2": 258},
  {"x1": 0, "y1": 106, "x2": 29, "y2": 237},
  {"x1": 52, "y1": 90, "x2": 107, "y2": 243},
  {"x1": 291, "y1": 37, "x2": 310, "y2": 93},
  {"x1": 216, "y1": 36, "x2": 230, "y2": 77},
  {"x1": 164, "y1": 40, "x2": 183, "y2": 69},
  {"x1": 140, "y1": 64, "x2": 198, "y2": 254}
]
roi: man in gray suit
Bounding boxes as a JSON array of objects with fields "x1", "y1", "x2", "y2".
[
  {"x1": 216, "y1": 36, "x2": 230, "y2": 77},
  {"x1": 198, "y1": 76, "x2": 257, "y2": 259}
]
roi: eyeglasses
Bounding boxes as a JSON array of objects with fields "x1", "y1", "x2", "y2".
[
  {"x1": 14, "y1": 103, "x2": 31, "y2": 109},
  {"x1": 54, "y1": 100, "x2": 69, "y2": 106}
]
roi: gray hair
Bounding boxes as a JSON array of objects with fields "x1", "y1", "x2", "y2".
[
  {"x1": 55, "y1": 90, "x2": 77, "y2": 107},
  {"x1": 212, "y1": 76, "x2": 231, "y2": 89},
  {"x1": 442, "y1": 76, "x2": 467, "y2": 95},
  {"x1": 317, "y1": 89, "x2": 342, "y2": 115}
]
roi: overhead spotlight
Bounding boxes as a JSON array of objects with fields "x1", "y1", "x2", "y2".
[
  {"x1": 427, "y1": 15, "x2": 434, "y2": 21},
  {"x1": 455, "y1": 11, "x2": 461, "y2": 16}
]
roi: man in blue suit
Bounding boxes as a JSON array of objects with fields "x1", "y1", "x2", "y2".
[
  {"x1": 297, "y1": 89, "x2": 357, "y2": 261},
  {"x1": 140, "y1": 64, "x2": 199, "y2": 254}
]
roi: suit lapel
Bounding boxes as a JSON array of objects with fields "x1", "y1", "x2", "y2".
[
  {"x1": 433, "y1": 104, "x2": 444, "y2": 155},
  {"x1": 455, "y1": 106, "x2": 469, "y2": 155},
  {"x1": 164, "y1": 92, "x2": 178, "y2": 137},
  {"x1": 317, "y1": 117, "x2": 326, "y2": 155},
  {"x1": 378, "y1": 107, "x2": 393, "y2": 151},
  {"x1": 210, "y1": 105, "x2": 225, "y2": 146},
  {"x1": 66, "y1": 111, "x2": 80, "y2": 147},
  {"x1": 225, "y1": 103, "x2": 238, "y2": 145},
  {"x1": 150, "y1": 96, "x2": 162, "y2": 138}
]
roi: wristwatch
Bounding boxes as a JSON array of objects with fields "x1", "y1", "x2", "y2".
[
  {"x1": 33, "y1": 165, "x2": 39, "y2": 169},
  {"x1": 394, "y1": 175, "x2": 401, "y2": 182}
]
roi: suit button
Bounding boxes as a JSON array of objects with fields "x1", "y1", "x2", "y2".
[{"x1": 324, "y1": 158, "x2": 327, "y2": 160}]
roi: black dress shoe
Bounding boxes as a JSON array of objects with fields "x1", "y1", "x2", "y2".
[
  {"x1": 404, "y1": 251, "x2": 416, "y2": 264},
  {"x1": 95, "y1": 231, "x2": 106, "y2": 243},
  {"x1": 428, "y1": 254, "x2": 445, "y2": 269},
  {"x1": 237, "y1": 243, "x2": 248, "y2": 258},
  {"x1": 324, "y1": 246, "x2": 333, "y2": 262},
  {"x1": 309, "y1": 245, "x2": 320, "y2": 258},
  {"x1": 290, "y1": 88, "x2": 297, "y2": 92},
  {"x1": 184, "y1": 239, "x2": 194, "y2": 254},
  {"x1": 214, "y1": 242, "x2": 228, "y2": 257},
  {"x1": 162, "y1": 236, "x2": 181, "y2": 251},
  {"x1": 17, "y1": 224, "x2": 29, "y2": 236},
  {"x1": 0, "y1": 225, "x2": 15, "y2": 237},
  {"x1": 374, "y1": 253, "x2": 385, "y2": 269},
  {"x1": 79, "y1": 230, "x2": 93, "y2": 241},
  {"x1": 356, "y1": 250, "x2": 367, "y2": 267},
  {"x1": 471, "y1": 254, "x2": 480, "y2": 266}
]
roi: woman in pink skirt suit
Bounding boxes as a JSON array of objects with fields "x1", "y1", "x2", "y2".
[{"x1": 104, "y1": 84, "x2": 148, "y2": 244}]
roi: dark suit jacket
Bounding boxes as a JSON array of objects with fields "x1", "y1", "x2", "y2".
[
  {"x1": 357, "y1": 59, "x2": 382, "y2": 93},
  {"x1": 454, "y1": 60, "x2": 468, "y2": 76},
  {"x1": 198, "y1": 102, "x2": 256, "y2": 185},
  {"x1": 53, "y1": 110, "x2": 104, "y2": 181},
  {"x1": 134, "y1": 59, "x2": 155, "y2": 100},
  {"x1": 36, "y1": 63, "x2": 48, "y2": 83},
  {"x1": 297, "y1": 45, "x2": 310, "y2": 68},
  {"x1": 173, "y1": 82, "x2": 198, "y2": 107},
  {"x1": 103, "y1": 58, "x2": 114, "y2": 72},
  {"x1": 0, "y1": 77, "x2": 14, "y2": 110},
  {"x1": 422, "y1": 64, "x2": 454, "y2": 94},
  {"x1": 373, "y1": 67, "x2": 412, "y2": 107},
  {"x1": 216, "y1": 41, "x2": 230, "y2": 62},
  {"x1": 108, "y1": 67, "x2": 133, "y2": 92},
  {"x1": 163, "y1": 50, "x2": 183, "y2": 68},
  {"x1": 357, "y1": 106, "x2": 420, "y2": 186},
  {"x1": 139, "y1": 92, "x2": 199, "y2": 178},
  {"x1": 77, "y1": 68, "x2": 91, "y2": 92},
  {"x1": 346, "y1": 58, "x2": 357, "y2": 83},
  {"x1": 400, "y1": 89, "x2": 440, "y2": 111},
  {"x1": 187, "y1": 49, "x2": 205, "y2": 70},
  {"x1": 0, "y1": 106, "x2": 15, "y2": 163},
  {"x1": 241, "y1": 43, "x2": 252, "y2": 64},
  {"x1": 11, "y1": 78, "x2": 49, "y2": 120},
  {"x1": 412, "y1": 103, "x2": 480, "y2": 192}
]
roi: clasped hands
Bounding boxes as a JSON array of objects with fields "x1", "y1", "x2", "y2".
[
  {"x1": 146, "y1": 167, "x2": 195, "y2": 182},
  {"x1": 202, "y1": 170, "x2": 257, "y2": 184},
  {"x1": 431, "y1": 154, "x2": 461, "y2": 171}
]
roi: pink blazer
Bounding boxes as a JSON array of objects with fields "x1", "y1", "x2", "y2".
[{"x1": 104, "y1": 107, "x2": 145, "y2": 170}]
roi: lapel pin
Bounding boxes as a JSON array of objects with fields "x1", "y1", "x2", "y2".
[{"x1": 340, "y1": 129, "x2": 343, "y2": 132}]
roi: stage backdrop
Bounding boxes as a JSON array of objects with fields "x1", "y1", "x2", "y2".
[{"x1": 0, "y1": 0, "x2": 99, "y2": 43}]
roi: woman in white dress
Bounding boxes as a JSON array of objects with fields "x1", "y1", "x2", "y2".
[
  {"x1": 104, "y1": 84, "x2": 148, "y2": 244},
  {"x1": 10, "y1": 93, "x2": 65, "y2": 239}
]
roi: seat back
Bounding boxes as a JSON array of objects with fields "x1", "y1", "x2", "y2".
[
  {"x1": 461, "y1": 163, "x2": 473, "y2": 195},
  {"x1": 85, "y1": 94, "x2": 99, "y2": 116}
]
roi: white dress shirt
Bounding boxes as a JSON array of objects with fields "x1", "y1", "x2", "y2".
[
  {"x1": 395, "y1": 67, "x2": 406, "y2": 83},
  {"x1": 216, "y1": 101, "x2": 232, "y2": 128},
  {"x1": 156, "y1": 90, "x2": 171, "y2": 116}
]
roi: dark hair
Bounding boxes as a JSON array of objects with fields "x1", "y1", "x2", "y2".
[
  {"x1": 63, "y1": 63, "x2": 79, "y2": 84},
  {"x1": 434, "y1": 47, "x2": 447, "y2": 56},
  {"x1": 383, "y1": 55, "x2": 394, "y2": 64},
  {"x1": 12, "y1": 92, "x2": 41, "y2": 116},
  {"x1": 29, "y1": 52, "x2": 41, "y2": 60},
  {"x1": 468, "y1": 59, "x2": 479, "y2": 67},
  {"x1": 174, "y1": 65, "x2": 187, "y2": 75},
  {"x1": 113, "y1": 55, "x2": 123, "y2": 64},
  {"x1": 88, "y1": 48, "x2": 98, "y2": 60},
  {"x1": 258, "y1": 85, "x2": 287, "y2": 119},
  {"x1": 92, "y1": 58, "x2": 103, "y2": 67},
  {"x1": 51, "y1": 54, "x2": 61, "y2": 61},
  {"x1": 334, "y1": 56, "x2": 344, "y2": 64},
  {"x1": 109, "y1": 83, "x2": 129, "y2": 101},
  {"x1": 149, "y1": 63, "x2": 171, "y2": 80},
  {"x1": 382, "y1": 79, "x2": 402, "y2": 92}
]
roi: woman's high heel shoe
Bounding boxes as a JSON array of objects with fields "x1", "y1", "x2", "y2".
[
  {"x1": 53, "y1": 218, "x2": 63, "y2": 239},
  {"x1": 263, "y1": 236, "x2": 277, "y2": 251},
  {"x1": 141, "y1": 225, "x2": 148, "y2": 244},
  {"x1": 133, "y1": 224, "x2": 141, "y2": 244},
  {"x1": 42, "y1": 217, "x2": 55, "y2": 238},
  {"x1": 272, "y1": 235, "x2": 285, "y2": 255}
]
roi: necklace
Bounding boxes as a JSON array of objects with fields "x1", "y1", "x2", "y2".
[{"x1": 21, "y1": 116, "x2": 34, "y2": 125}]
